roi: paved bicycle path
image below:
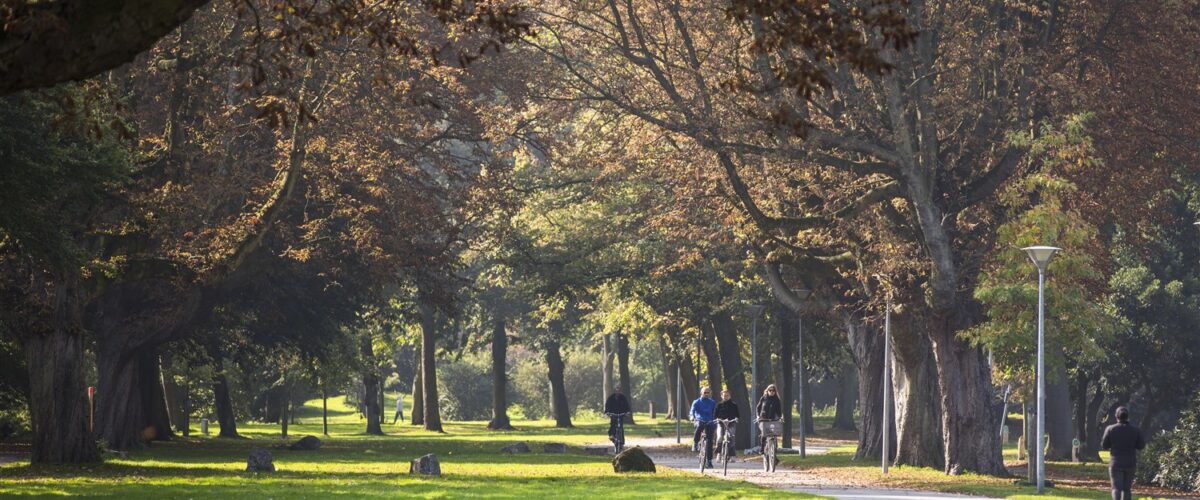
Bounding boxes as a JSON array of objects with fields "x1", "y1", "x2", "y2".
[{"x1": 617, "y1": 437, "x2": 994, "y2": 500}]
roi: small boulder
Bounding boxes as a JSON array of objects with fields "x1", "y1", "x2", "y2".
[
  {"x1": 542, "y1": 443, "x2": 567, "y2": 453},
  {"x1": 246, "y1": 447, "x2": 276, "y2": 472},
  {"x1": 612, "y1": 446, "x2": 655, "y2": 473},
  {"x1": 410, "y1": 454, "x2": 441, "y2": 476},
  {"x1": 501, "y1": 442, "x2": 531, "y2": 454},
  {"x1": 289, "y1": 435, "x2": 322, "y2": 451}
]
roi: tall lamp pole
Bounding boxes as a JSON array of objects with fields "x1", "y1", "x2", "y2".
[
  {"x1": 1023, "y1": 245, "x2": 1060, "y2": 495},
  {"x1": 791, "y1": 289, "x2": 811, "y2": 458},
  {"x1": 747, "y1": 304, "x2": 766, "y2": 448}
]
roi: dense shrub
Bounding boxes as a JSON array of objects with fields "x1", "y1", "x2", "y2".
[
  {"x1": 510, "y1": 346, "x2": 603, "y2": 420},
  {"x1": 436, "y1": 357, "x2": 493, "y2": 421},
  {"x1": 1140, "y1": 396, "x2": 1200, "y2": 491}
]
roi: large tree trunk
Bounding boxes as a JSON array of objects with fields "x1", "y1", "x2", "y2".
[
  {"x1": 848, "y1": 316, "x2": 891, "y2": 461},
  {"x1": 602, "y1": 333, "x2": 613, "y2": 402},
  {"x1": 659, "y1": 337, "x2": 678, "y2": 419},
  {"x1": 678, "y1": 350, "x2": 700, "y2": 404},
  {"x1": 411, "y1": 369, "x2": 424, "y2": 426},
  {"x1": 616, "y1": 331, "x2": 635, "y2": 424},
  {"x1": 1084, "y1": 381, "x2": 1105, "y2": 458},
  {"x1": 419, "y1": 301, "x2": 443, "y2": 432},
  {"x1": 213, "y1": 370, "x2": 239, "y2": 438},
  {"x1": 545, "y1": 340, "x2": 573, "y2": 427},
  {"x1": 1072, "y1": 371, "x2": 1101, "y2": 461},
  {"x1": 359, "y1": 335, "x2": 384, "y2": 435},
  {"x1": 1045, "y1": 363, "x2": 1074, "y2": 460},
  {"x1": 833, "y1": 362, "x2": 858, "y2": 431},
  {"x1": 24, "y1": 291, "x2": 100, "y2": 464},
  {"x1": 95, "y1": 342, "x2": 174, "y2": 450},
  {"x1": 891, "y1": 316, "x2": 944, "y2": 468},
  {"x1": 487, "y1": 317, "x2": 513, "y2": 430},
  {"x1": 711, "y1": 313, "x2": 752, "y2": 450},
  {"x1": 928, "y1": 315, "x2": 1006, "y2": 475},
  {"x1": 139, "y1": 351, "x2": 174, "y2": 442},
  {"x1": 779, "y1": 305, "x2": 795, "y2": 448},
  {"x1": 700, "y1": 321, "x2": 723, "y2": 393}
]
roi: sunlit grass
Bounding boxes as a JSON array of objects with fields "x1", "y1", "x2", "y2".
[
  {"x1": 0, "y1": 404, "x2": 812, "y2": 499},
  {"x1": 777, "y1": 444, "x2": 1110, "y2": 499}
]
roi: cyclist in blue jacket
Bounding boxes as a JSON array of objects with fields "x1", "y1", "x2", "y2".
[{"x1": 690, "y1": 386, "x2": 717, "y2": 468}]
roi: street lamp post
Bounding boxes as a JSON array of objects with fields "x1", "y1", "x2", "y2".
[
  {"x1": 1023, "y1": 245, "x2": 1060, "y2": 495},
  {"x1": 791, "y1": 289, "x2": 811, "y2": 458},
  {"x1": 747, "y1": 304, "x2": 766, "y2": 448}
]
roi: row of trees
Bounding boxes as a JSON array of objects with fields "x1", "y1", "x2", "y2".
[{"x1": 3, "y1": 0, "x2": 1200, "y2": 482}]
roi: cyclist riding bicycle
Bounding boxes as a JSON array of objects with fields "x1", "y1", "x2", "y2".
[
  {"x1": 755, "y1": 384, "x2": 783, "y2": 452},
  {"x1": 603, "y1": 386, "x2": 631, "y2": 442},
  {"x1": 690, "y1": 386, "x2": 717, "y2": 468},
  {"x1": 714, "y1": 389, "x2": 739, "y2": 456}
]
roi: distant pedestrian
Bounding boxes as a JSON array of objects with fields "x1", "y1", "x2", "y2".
[
  {"x1": 392, "y1": 394, "x2": 405, "y2": 424},
  {"x1": 1101, "y1": 406, "x2": 1146, "y2": 500}
]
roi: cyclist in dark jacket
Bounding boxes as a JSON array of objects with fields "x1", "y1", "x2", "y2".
[
  {"x1": 604, "y1": 387, "x2": 631, "y2": 439},
  {"x1": 1101, "y1": 406, "x2": 1146, "y2": 500},
  {"x1": 714, "y1": 389, "x2": 739, "y2": 456},
  {"x1": 756, "y1": 384, "x2": 783, "y2": 452},
  {"x1": 715, "y1": 390, "x2": 739, "y2": 420}
]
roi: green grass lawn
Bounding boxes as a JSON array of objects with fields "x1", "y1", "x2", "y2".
[{"x1": 0, "y1": 397, "x2": 810, "y2": 499}]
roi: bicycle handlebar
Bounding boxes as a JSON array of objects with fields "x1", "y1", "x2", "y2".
[{"x1": 604, "y1": 412, "x2": 631, "y2": 417}]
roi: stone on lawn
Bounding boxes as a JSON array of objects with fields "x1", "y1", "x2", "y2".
[
  {"x1": 501, "y1": 442, "x2": 531, "y2": 454},
  {"x1": 542, "y1": 443, "x2": 567, "y2": 453},
  {"x1": 289, "y1": 435, "x2": 322, "y2": 451},
  {"x1": 612, "y1": 446, "x2": 655, "y2": 473},
  {"x1": 410, "y1": 454, "x2": 441, "y2": 476},
  {"x1": 246, "y1": 447, "x2": 276, "y2": 472}
]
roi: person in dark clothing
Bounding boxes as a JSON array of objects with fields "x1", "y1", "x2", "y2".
[
  {"x1": 603, "y1": 386, "x2": 631, "y2": 439},
  {"x1": 755, "y1": 384, "x2": 783, "y2": 452},
  {"x1": 714, "y1": 389, "x2": 739, "y2": 456},
  {"x1": 1101, "y1": 406, "x2": 1146, "y2": 500}
]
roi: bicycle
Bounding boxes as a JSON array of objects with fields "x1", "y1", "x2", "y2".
[
  {"x1": 758, "y1": 418, "x2": 782, "y2": 472},
  {"x1": 694, "y1": 419, "x2": 715, "y2": 473},
  {"x1": 714, "y1": 418, "x2": 738, "y2": 476},
  {"x1": 605, "y1": 412, "x2": 630, "y2": 454}
]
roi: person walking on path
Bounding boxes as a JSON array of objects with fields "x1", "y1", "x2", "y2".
[
  {"x1": 1101, "y1": 406, "x2": 1146, "y2": 500},
  {"x1": 755, "y1": 384, "x2": 783, "y2": 452},
  {"x1": 690, "y1": 387, "x2": 717, "y2": 467},
  {"x1": 392, "y1": 393, "x2": 404, "y2": 424},
  {"x1": 604, "y1": 386, "x2": 631, "y2": 439}
]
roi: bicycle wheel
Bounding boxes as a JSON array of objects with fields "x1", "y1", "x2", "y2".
[
  {"x1": 722, "y1": 442, "x2": 730, "y2": 476},
  {"x1": 768, "y1": 438, "x2": 777, "y2": 472},
  {"x1": 698, "y1": 438, "x2": 707, "y2": 473}
]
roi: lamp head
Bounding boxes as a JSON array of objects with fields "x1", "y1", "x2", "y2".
[
  {"x1": 790, "y1": 288, "x2": 811, "y2": 301},
  {"x1": 745, "y1": 304, "x2": 765, "y2": 318},
  {"x1": 1021, "y1": 246, "x2": 1061, "y2": 272}
]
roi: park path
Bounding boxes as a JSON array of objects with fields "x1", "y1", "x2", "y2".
[{"x1": 616, "y1": 436, "x2": 994, "y2": 500}]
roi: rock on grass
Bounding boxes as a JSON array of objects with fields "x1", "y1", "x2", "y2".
[{"x1": 612, "y1": 446, "x2": 655, "y2": 473}]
